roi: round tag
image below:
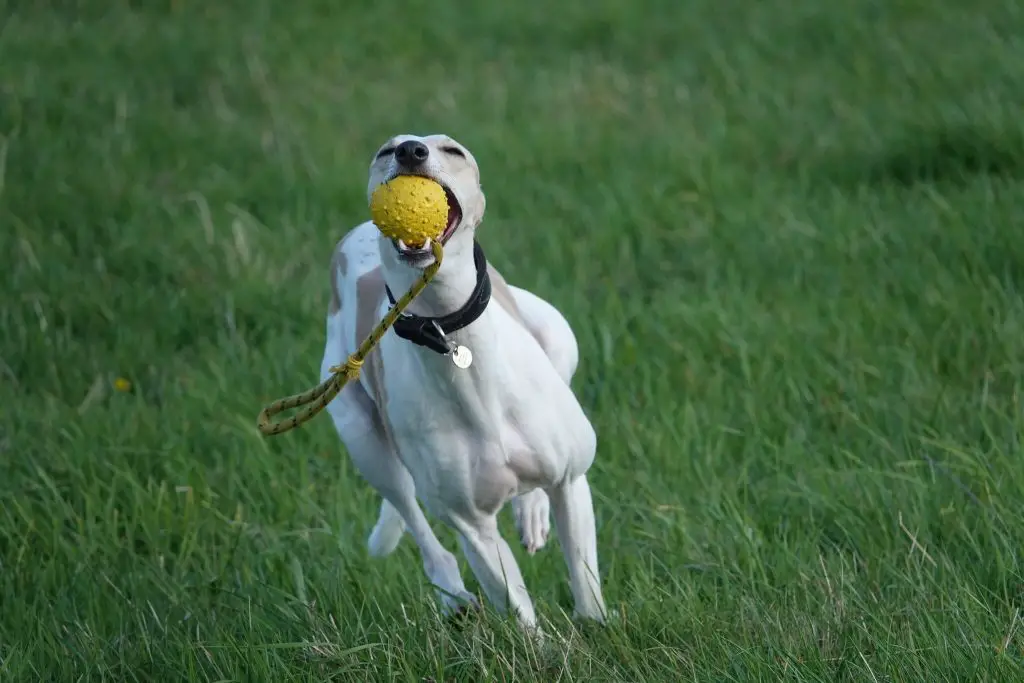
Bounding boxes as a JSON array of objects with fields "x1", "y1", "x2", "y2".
[{"x1": 451, "y1": 345, "x2": 473, "y2": 369}]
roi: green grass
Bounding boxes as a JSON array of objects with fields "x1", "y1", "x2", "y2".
[{"x1": 2, "y1": 0, "x2": 1024, "y2": 679}]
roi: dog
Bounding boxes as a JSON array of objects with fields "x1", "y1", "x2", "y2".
[{"x1": 318, "y1": 133, "x2": 606, "y2": 631}]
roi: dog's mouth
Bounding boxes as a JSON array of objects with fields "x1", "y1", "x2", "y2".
[{"x1": 391, "y1": 174, "x2": 463, "y2": 265}]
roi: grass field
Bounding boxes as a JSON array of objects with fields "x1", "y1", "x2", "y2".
[{"x1": 3, "y1": 0, "x2": 1024, "y2": 679}]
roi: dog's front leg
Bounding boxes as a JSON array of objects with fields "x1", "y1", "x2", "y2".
[
  {"x1": 449, "y1": 513, "x2": 539, "y2": 631},
  {"x1": 326, "y1": 388, "x2": 476, "y2": 615},
  {"x1": 549, "y1": 474, "x2": 607, "y2": 622}
]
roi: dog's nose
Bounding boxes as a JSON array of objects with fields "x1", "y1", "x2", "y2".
[{"x1": 394, "y1": 140, "x2": 429, "y2": 166}]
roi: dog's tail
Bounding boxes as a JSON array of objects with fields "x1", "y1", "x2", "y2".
[{"x1": 367, "y1": 499, "x2": 406, "y2": 557}]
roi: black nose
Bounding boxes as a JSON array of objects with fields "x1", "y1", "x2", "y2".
[{"x1": 394, "y1": 140, "x2": 429, "y2": 166}]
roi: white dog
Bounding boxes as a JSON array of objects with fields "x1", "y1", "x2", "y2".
[{"x1": 318, "y1": 133, "x2": 606, "y2": 631}]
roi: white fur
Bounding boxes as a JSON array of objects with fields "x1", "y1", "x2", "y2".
[{"x1": 319, "y1": 134, "x2": 606, "y2": 631}]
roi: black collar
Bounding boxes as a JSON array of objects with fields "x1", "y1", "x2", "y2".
[{"x1": 385, "y1": 240, "x2": 492, "y2": 356}]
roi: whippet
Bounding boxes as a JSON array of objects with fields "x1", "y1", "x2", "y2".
[{"x1": 319, "y1": 133, "x2": 606, "y2": 631}]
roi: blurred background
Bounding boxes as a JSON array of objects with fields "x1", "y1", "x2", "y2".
[{"x1": 2, "y1": 0, "x2": 1024, "y2": 679}]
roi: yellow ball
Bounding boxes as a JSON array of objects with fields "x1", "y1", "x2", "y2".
[{"x1": 369, "y1": 175, "x2": 448, "y2": 247}]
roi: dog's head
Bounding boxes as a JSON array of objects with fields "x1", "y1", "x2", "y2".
[{"x1": 367, "y1": 133, "x2": 486, "y2": 267}]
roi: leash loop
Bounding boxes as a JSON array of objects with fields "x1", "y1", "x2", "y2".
[{"x1": 256, "y1": 240, "x2": 444, "y2": 436}]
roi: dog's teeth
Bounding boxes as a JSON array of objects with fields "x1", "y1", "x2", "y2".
[
  {"x1": 397, "y1": 239, "x2": 409, "y2": 251},
  {"x1": 422, "y1": 237, "x2": 432, "y2": 249}
]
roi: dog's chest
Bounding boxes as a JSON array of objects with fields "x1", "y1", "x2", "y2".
[
  {"x1": 378, "y1": 337, "x2": 589, "y2": 508},
  {"x1": 387, "y1": 396, "x2": 566, "y2": 515}
]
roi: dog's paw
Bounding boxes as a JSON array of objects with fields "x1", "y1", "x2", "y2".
[
  {"x1": 441, "y1": 591, "x2": 481, "y2": 628},
  {"x1": 512, "y1": 489, "x2": 551, "y2": 554},
  {"x1": 578, "y1": 606, "x2": 618, "y2": 624}
]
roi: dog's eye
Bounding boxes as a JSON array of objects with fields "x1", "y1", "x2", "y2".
[
  {"x1": 440, "y1": 146, "x2": 465, "y2": 158},
  {"x1": 375, "y1": 147, "x2": 395, "y2": 159}
]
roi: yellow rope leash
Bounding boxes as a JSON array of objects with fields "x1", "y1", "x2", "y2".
[{"x1": 256, "y1": 240, "x2": 444, "y2": 437}]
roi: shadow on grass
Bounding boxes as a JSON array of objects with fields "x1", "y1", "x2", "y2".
[{"x1": 823, "y1": 124, "x2": 1024, "y2": 189}]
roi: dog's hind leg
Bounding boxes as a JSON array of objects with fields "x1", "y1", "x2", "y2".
[
  {"x1": 504, "y1": 285, "x2": 583, "y2": 554},
  {"x1": 511, "y1": 488, "x2": 550, "y2": 554},
  {"x1": 327, "y1": 382, "x2": 477, "y2": 615},
  {"x1": 367, "y1": 499, "x2": 405, "y2": 557}
]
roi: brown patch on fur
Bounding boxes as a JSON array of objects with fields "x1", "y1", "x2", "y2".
[
  {"x1": 487, "y1": 264, "x2": 552, "y2": 352},
  {"x1": 355, "y1": 267, "x2": 389, "y2": 416},
  {"x1": 488, "y1": 264, "x2": 526, "y2": 325},
  {"x1": 328, "y1": 243, "x2": 349, "y2": 314}
]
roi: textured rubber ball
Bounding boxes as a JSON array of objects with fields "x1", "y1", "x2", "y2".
[{"x1": 369, "y1": 175, "x2": 448, "y2": 247}]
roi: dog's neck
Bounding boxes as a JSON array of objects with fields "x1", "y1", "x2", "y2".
[{"x1": 378, "y1": 233, "x2": 481, "y2": 319}]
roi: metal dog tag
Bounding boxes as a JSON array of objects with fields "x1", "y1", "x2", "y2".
[{"x1": 450, "y1": 345, "x2": 473, "y2": 369}]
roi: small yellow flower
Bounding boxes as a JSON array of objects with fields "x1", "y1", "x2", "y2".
[{"x1": 113, "y1": 377, "x2": 132, "y2": 392}]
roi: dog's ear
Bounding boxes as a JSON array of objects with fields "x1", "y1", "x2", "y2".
[{"x1": 470, "y1": 187, "x2": 486, "y2": 228}]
